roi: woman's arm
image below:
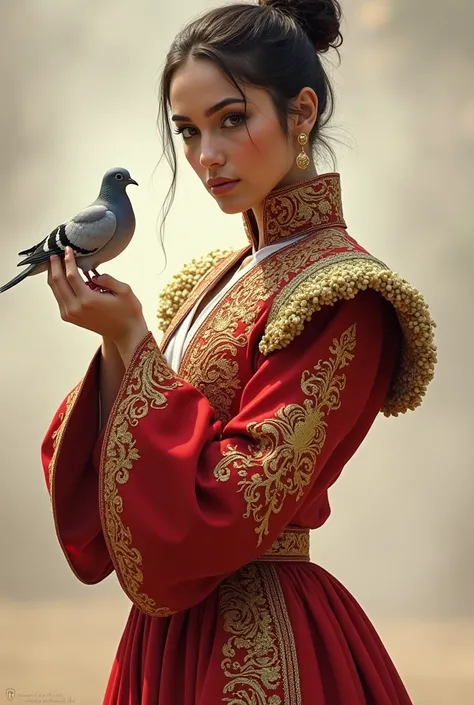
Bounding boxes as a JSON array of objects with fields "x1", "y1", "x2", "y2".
[
  {"x1": 94, "y1": 289, "x2": 400, "y2": 616},
  {"x1": 99, "y1": 337, "x2": 125, "y2": 430},
  {"x1": 41, "y1": 332, "x2": 144, "y2": 583},
  {"x1": 41, "y1": 252, "x2": 149, "y2": 583}
]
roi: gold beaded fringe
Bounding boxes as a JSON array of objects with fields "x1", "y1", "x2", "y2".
[
  {"x1": 259, "y1": 255, "x2": 437, "y2": 417},
  {"x1": 157, "y1": 249, "x2": 234, "y2": 333}
]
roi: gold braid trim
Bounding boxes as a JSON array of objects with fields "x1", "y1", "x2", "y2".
[
  {"x1": 259, "y1": 254, "x2": 437, "y2": 417},
  {"x1": 100, "y1": 335, "x2": 182, "y2": 617},
  {"x1": 48, "y1": 386, "x2": 81, "y2": 495},
  {"x1": 156, "y1": 249, "x2": 235, "y2": 334}
]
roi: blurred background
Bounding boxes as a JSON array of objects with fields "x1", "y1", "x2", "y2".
[{"x1": 0, "y1": 0, "x2": 473, "y2": 703}]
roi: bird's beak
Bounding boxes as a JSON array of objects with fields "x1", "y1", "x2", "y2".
[{"x1": 129, "y1": 178, "x2": 139, "y2": 186}]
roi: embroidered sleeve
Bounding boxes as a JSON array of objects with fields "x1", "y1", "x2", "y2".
[
  {"x1": 40, "y1": 349, "x2": 114, "y2": 585},
  {"x1": 95, "y1": 289, "x2": 399, "y2": 616}
]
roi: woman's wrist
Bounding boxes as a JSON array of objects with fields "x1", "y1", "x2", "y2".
[
  {"x1": 101, "y1": 335, "x2": 122, "y2": 359},
  {"x1": 113, "y1": 320, "x2": 150, "y2": 368}
]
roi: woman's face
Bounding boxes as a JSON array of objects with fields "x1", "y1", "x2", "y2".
[{"x1": 169, "y1": 57, "x2": 298, "y2": 214}]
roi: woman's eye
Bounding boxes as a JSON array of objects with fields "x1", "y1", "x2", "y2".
[
  {"x1": 174, "y1": 125, "x2": 198, "y2": 140},
  {"x1": 173, "y1": 113, "x2": 245, "y2": 140},
  {"x1": 223, "y1": 113, "x2": 245, "y2": 128}
]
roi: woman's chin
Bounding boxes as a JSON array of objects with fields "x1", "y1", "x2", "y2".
[{"x1": 214, "y1": 197, "x2": 247, "y2": 215}]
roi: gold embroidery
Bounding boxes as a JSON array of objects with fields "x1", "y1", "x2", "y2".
[
  {"x1": 242, "y1": 172, "x2": 346, "y2": 248},
  {"x1": 101, "y1": 335, "x2": 182, "y2": 617},
  {"x1": 258, "y1": 527, "x2": 310, "y2": 562},
  {"x1": 48, "y1": 352, "x2": 107, "y2": 582},
  {"x1": 260, "y1": 255, "x2": 437, "y2": 417},
  {"x1": 156, "y1": 248, "x2": 238, "y2": 339},
  {"x1": 214, "y1": 326, "x2": 357, "y2": 544},
  {"x1": 219, "y1": 563, "x2": 301, "y2": 705},
  {"x1": 159, "y1": 175, "x2": 345, "y2": 341},
  {"x1": 264, "y1": 566, "x2": 302, "y2": 705},
  {"x1": 179, "y1": 230, "x2": 351, "y2": 424},
  {"x1": 48, "y1": 385, "x2": 81, "y2": 495},
  {"x1": 178, "y1": 278, "x2": 267, "y2": 425}
]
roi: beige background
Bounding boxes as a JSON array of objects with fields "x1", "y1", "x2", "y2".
[{"x1": 0, "y1": 0, "x2": 473, "y2": 703}]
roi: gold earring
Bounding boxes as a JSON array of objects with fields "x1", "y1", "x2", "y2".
[{"x1": 296, "y1": 133, "x2": 310, "y2": 170}]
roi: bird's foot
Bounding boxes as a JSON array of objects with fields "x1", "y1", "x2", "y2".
[
  {"x1": 84, "y1": 271, "x2": 100, "y2": 290},
  {"x1": 84, "y1": 270, "x2": 110, "y2": 294}
]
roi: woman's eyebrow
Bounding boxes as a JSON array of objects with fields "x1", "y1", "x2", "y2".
[{"x1": 171, "y1": 97, "x2": 246, "y2": 122}]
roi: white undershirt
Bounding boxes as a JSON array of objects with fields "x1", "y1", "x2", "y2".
[{"x1": 163, "y1": 232, "x2": 308, "y2": 371}]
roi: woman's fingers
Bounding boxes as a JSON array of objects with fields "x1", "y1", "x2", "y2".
[
  {"x1": 63, "y1": 247, "x2": 90, "y2": 297},
  {"x1": 48, "y1": 252, "x2": 80, "y2": 320},
  {"x1": 47, "y1": 248, "x2": 142, "y2": 335},
  {"x1": 92, "y1": 273, "x2": 131, "y2": 297},
  {"x1": 48, "y1": 254, "x2": 74, "y2": 299}
]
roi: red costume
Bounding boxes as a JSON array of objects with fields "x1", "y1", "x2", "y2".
[{"x1": 41, "y1": 174, "x2": 437, "y2": 704}]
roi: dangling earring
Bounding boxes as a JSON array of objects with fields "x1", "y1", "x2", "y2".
[{"x1": 296, "y1": 133, "x2": 310, "y2": 170}]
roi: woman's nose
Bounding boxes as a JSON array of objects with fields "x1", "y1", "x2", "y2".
[{"x1": 199, "y1": 138, "x2": 225, "y2": 169}]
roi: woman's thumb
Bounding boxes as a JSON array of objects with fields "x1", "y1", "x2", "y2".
[{"x1": 91, "y1": 273, "x2": 129, "y2": 294}]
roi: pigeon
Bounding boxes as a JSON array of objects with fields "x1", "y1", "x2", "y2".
[{"x1": 0, "y1": 166, "x2": 138, "y2": 294}]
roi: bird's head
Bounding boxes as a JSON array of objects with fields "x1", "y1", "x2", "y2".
[{"x1": 101, "y1": 167, "x2": 139, "y2": 192}]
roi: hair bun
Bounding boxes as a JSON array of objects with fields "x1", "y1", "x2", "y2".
[{"x1": 259, "y1": 0, "x2": 343, "y2": 53}]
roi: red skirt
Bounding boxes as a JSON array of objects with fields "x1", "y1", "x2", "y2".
[{"x1": 103, "y1": 560, "x2": 412, "y2": 704}]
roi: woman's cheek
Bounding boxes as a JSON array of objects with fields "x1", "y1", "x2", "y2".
[
  {"x1": 184, "y1": 144, "x2": 201, "y2": 172},
  {"x1": 231, "y1": 129, "x2": 260, "y2": 168},
  {"x1": 240, "y1": 119, "x2": 274, "y2": 162}
]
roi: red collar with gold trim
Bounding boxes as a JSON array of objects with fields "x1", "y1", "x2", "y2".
[{"x1": 242, "y1": 173, "x2": 346, "y2": 249}]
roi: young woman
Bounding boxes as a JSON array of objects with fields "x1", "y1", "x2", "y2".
[{"x1": 41, "y1": 1, "x2": 437, "y2": 702}]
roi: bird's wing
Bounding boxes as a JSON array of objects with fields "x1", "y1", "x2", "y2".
[
  {"x1": 17, "y1": 205, "x2": 117, "y2": 267},
  {"x1": 66, "y1": 205, "x2": 117, "y2": 250}
]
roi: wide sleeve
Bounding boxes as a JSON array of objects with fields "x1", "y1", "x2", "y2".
[
  {"x1": 41, "y1": 350, "x2": 114, "y2": 584},
  {"x1": 97, "y1": 289, "x2": 400, "y2": 616}
]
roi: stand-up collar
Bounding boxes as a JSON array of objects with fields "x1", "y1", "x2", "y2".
[{"x1": 242, "y1": 172, "x2": 346, "y2": 249}]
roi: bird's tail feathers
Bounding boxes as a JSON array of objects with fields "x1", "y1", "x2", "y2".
[
  {"x1": 18, "y1": 238, "x2": 46, "y2": 257},
  {"x1": 0, "y1": 265, "x2": 38, "y2": 294},
  {"x1": 18, "y1": 246, "x2": 36, "y2": 257}
]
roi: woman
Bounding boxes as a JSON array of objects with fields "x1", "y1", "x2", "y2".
[{"x1": 41, "y1": 1, "x2": 437, "y2": 703}]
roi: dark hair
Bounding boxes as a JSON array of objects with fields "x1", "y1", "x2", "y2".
[{"x1": 156, "y1": 0, "x2": 343, "y2": 243}]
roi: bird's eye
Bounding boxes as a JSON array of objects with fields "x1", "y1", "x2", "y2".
[{"x1": 115, "y1": 174, "x2": 124, "y2": 180}]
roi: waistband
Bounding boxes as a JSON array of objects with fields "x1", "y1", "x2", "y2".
[{"x1": 256, "y1": 526, "x2": 310, "y2": 562}]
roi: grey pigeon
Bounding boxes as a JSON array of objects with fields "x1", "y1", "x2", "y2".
[{"x1": 0, "y1": 166, "x2": 138, "y2": 294}]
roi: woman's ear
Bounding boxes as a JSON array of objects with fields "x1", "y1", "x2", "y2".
[{"x1": 288, "y1": 86, "x2": 319, "y2": 136}]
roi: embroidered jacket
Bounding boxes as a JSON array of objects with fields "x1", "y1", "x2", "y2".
[{"x1": 41, "y1": 173, "x2": 437, "y2": 618}]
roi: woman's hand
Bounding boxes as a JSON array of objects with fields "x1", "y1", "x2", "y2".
[{"x1": 48, "y1": 247, "x2": 150, "y2": 366}]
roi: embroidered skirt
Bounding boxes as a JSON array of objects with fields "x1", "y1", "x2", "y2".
[{"x1": 103, "y1": 528, "x2": 412, "y2": 704}]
